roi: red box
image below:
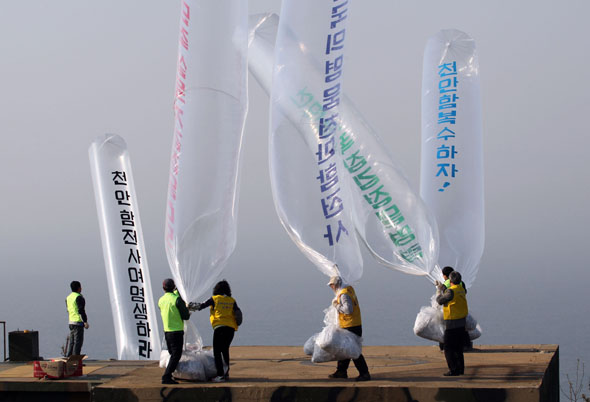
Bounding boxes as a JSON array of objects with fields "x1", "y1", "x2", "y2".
[{"x1": 33, "y1": 355, "x2": 85, "y2": 379}]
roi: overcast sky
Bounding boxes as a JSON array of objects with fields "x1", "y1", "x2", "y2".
[{"x1": 1, "y1": 1, "x2": 588, "y2": 378}]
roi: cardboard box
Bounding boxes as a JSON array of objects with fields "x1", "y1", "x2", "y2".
[{"x1": 33, "y1": 355, "x2": 85, "y2": 379}]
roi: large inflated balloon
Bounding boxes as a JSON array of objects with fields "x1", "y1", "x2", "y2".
[
  {"x1": 164, "y1": 0, "x2": 248, "y2": 317},
  {"x1": 89, "y1": 134, "x2": 161, "y2": 359},
  {"x1": 270, "y1": 1, "x2": 363, "y2": 283},
  {"x1": 253, "y1": 12, "x2": 439, "y2": 282},
  {"x1": 421, "y1": 29, "x2": 484, "y2": 288}
]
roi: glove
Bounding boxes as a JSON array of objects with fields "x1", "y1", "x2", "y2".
[
  {"x1": 434, "y1": 280, "x2": 441, "y2": 287},
  {"x1": 188, "y1": 302, "x2": 201, "y2": 311},
  {"x1": 331, "y1": 297, "x2": 339, "y2": 307}
]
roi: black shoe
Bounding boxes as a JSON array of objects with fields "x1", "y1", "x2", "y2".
[
  {"x1": 328, "y1": 371, "x2": 348, "y2": 379},
  {"x1": 162, "y1": 378, "x2": 179, "y2": 384},
  {"x1": 355, "y1": 373, "x2": 371, "y2": 381},
  {"x1": 443, "y1": 371, "x2": 460, "y2": 377}
]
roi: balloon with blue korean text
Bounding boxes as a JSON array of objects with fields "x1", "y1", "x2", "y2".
[
  {"x1": 421, "y1": 29, "x2": 484, "y2": 288},
  {"x1": 254, "y1": 12, "x2": 439, "y2": 282},
  {"x1": 269, "y1": 0, "x2": 363, "y2": 284}
]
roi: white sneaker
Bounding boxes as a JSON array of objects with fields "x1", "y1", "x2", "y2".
[{"x1": 211, "y1": 376, "x2": 225, "y2": 383}]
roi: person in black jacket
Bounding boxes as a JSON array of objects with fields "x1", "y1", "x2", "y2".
[{"x1": 65, "y1": 281, "x2": 89, "y2": 356}]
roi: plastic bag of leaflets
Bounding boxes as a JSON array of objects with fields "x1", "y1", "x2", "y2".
[
  {"x1": 303, "y1": 305, "x2": 362, "y2": 363},
  {"x1": 413, "y1": 293, "x2": 482, "y2": 343},
  {"x1": 159, "y1": 342, "x2": 228, "y2": 381}
]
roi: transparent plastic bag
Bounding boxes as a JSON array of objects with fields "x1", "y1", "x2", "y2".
[
  {"x1": 413, "y1": 305, "x2": 445, "y2": 343},
  {"x1": 159, "y1": 343, "x2": 226, "y2": 382},
  {"x1": 413, "y1": 293, "x2": 481, "y2": 342},
  {"x1": 303, "y1": 333, "x2": 317, "y2": 356},
  {"x1": 311, "y1": 343, "x2": 336, "y2": 364},
  {"x1": 305, "y1": 306, "x2": 362, "y2": 363}
]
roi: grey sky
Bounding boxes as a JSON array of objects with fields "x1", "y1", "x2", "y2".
[{"x1": 1, "y1": 0, "x2": 588, "y2": 379}]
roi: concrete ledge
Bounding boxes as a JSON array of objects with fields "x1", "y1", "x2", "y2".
[
  {"x1": 94, "y1": 345, "x2": 559, "y2": 402},
  {"x1": 0, "y1": 345, "x2": 559, "y2": 402}
]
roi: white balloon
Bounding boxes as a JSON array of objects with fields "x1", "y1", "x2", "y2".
[
  {"x1": 89, "y1": 134, "x2": 161, "y2": 360},
  {"x1": 269, "y1": 1, "x2": 363, "y2": 283},
  {"x1": 164, "y1": 0, "x2": 248, "y2": 313},
  {"x1": 252, "y1": 11, "x2": 439, "y2": 282},
  {"x1": 420, "y1": 29, "x2": 484, "y2": 288}
]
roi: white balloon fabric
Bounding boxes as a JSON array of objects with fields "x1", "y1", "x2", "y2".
[
  {"x1": 420, "y1": 29, "x2": 484, "y2": 288},
  {"x1": 89, "y1": 134, "x2": 161, "y2": 360},
  {"x1": 164, "y1": 0, "x2": 248, "y2": 314},
  {"x1": 270, "y1": 1, "x2": 363, "y2": 283},
  {"x1": 252, "y1": 12, "x2": 439, "y2": 282}
]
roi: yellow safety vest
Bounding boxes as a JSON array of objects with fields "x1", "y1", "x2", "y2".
[
  {"x1": 210, "y1": 295, "x2": 238, "y2": 331},
  {"x1": 159, "y1": 292, "x2": 184, "y2": 332},
  {"x1": 337, "y1": 286, "x2": 362, "y2": 328},
  {"x1": 66, "y1": 292, "x2": 83, "y2": 323},
  {"x1": 443, "y1": 284, "x2": 468, "y2": 320}
]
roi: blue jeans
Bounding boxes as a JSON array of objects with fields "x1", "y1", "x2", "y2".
[{"x1": 67, "y1": 324, "x2": 84, "y2": 356}]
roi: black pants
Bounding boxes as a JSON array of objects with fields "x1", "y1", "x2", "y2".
[
  {"x1": 336, "y1": 326, "x2": 369, "y2": 375},
  {"x1": 213, "y1": 326, "x2": 235, "y2": 377},
  {"x1": 163, "y1": 331, "x2": 184, "y2": 381},
  {"x1": 443, "y1": 327, "x2": 465, "y2": 374},
  {"x1": 67, "y1": 324, "x2": 84, "y2": 356}
]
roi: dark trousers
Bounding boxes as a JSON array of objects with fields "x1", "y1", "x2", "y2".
[
  {"x1": 443, "y1": 327, "x2": 465, "y2": 374},
  {"x1": 67, "y1": 324, "x2": 84, "y2": 357},
  {"x1": 336, "y1": 326, "x2": 369, "y2": 375},
  {"x1": 213, "y1": 326, "x2": 235, "y2": 377},
  {"x1": 163, "y1": 331, "x2": 184, "y2": 381}
]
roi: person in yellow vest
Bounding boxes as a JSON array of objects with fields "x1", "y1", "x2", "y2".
[
  {"x1": 158, "y1": 278, "x2": 190, "y2": 385},
  {"x1": 436, "y1": 271, "x2": 468, "y2": 376},
  {"x1": 441, "y1": 266, "x2": 466, "y2": 290},
  {"x1": 439, "y1": 266, "x2": 471, "y2": 351},
  {"x1": 65, "y1": 281, "x2": 89, "y2": 356},
  {"x1": 327, "y1": 275, "x2": 371, "y2": 381},
  {"x1": 192, "y1": 280, "x2": 242, "y2": 383}
]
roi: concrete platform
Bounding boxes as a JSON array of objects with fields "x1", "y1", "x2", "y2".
[{"x1": 0, "y1": 344, "x2": 559, "y2": 402}]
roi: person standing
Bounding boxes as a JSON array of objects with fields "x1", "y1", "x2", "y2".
[
  {"x1": 441, "y1": 266, "x2": 466, "y2": 290},
  {"x1": 436, "y1": 271, "x2": 468, "y2": 376},
  {"x1": 191, "y1": 280, "x2": 242, "y2": 383},
  {"x1": 439, "y1": 266, "x2": 472, "y2": 351},
  {"x1": 65, "y1": 281, "x2": 89, "y2": 357},
  {"x1": 327, "y1": 275, "x2": 371, "y2": 381},
  {"x1": 158, "y1": 278, "x2": 190, "y2": 385}
]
